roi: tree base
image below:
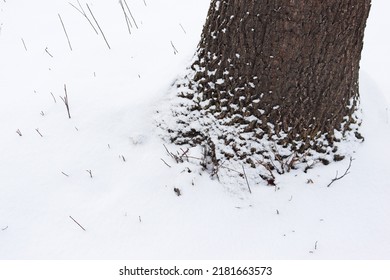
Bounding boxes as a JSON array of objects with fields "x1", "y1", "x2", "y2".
[{"x1": 156, "y1": 67, "x2": 364, "y2": 185}]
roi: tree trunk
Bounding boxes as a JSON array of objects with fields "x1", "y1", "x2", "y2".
[{"x1": 165, "y1": 0, "x2": 371, "y2": 174}]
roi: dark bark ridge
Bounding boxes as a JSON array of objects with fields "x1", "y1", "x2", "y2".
[{"x1": 159, "y1": 0, "x2": 370, "y2": 177}]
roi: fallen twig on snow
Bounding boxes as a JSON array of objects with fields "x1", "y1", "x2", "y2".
[
  {"x1": 119, "y1": 0, "x2": 132, "y2": 35},
  {"x1": 327, "y1": 157, "x2": 353, "y2": 187},
  {"x1": 45, "y1": 47, "x2": 53, "y2": 58},
  {"x1": 170, "y1": 40, "x2": 178, "y2": 55},
  {"x1": 86, "y1": 169, "x2": 93, "y2": 178},
  {"x1": 58, "y1": 14, "x2": 73, "y2": 51},
  {"x1": 60, "y1": 84, "x2": 71, "y2": 119},
  {"x1": 242, "y1": 165, "x2": 252, "y2": 194},
  {"x1": 160, "y1": 158, "x2": 171, "y2": 168},
  {"x1": 69, "y1": 216, "x2": 86, "y2": 231},
  {"x1": 50, "y1": 92, "x2": 57, "y2": 103},
  {"x1": 35, "y1": 128, "x2": 43, "y2": 137},
  {"x1": 86, "y1": 3, "x2": 111, "y2": 49},
  {"x1": 21, "y1": 38, "x2": 27, "y2": 51},
  {"x1": 179, "y1": 23, "x2": 186, "y2": 34},
  {"x1": 69, "y1": 0, "x2": 99, "y2": 34},
  {"x1": 123, "y1": 0, "x2": 138, "y2": 29}
]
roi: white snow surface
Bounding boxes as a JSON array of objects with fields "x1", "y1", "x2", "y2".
[{"x1": 0, "y1": 0, "x2": 389, "y2": 259}]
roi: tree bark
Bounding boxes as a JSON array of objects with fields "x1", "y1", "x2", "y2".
[{"x1": 166, "y1": 0, "x2": 371, "y2": 173}]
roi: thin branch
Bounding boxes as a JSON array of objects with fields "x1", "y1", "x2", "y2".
[
  {"x1": 45, "y1": 47, "x2": 53, "y2": 58},
  {"x1": 69, "y1": 216, "x2": 86, "y2": 231},
  {"x1": 327, "y1": 157, "x2": 354, "y2": 187},
  {"x1": 160, "y1": 158, "x2": 172, "y2": 168},
  {"x1": 119, "y1": 0, "x2": 132, "y2": 34},
  {"x1": 68, "y1": 1, "x2": 83, "y2": 14},
  {"x1": 162, "y1": 144, "x2": 188, "y2": 163},
  {"x1": 35, "y1": 128, "x2": 43, "y2": 137},
  {"x1": 50, "y1": 92, "x2": 57, "y2": 103},
  {"x1": 60, "y1": 84, "x2": 71, "y2": 119},
  {"x1": 68, "y1": 1, "x2": 99, "y2": 34},
  {"x1": 21, "y1": 38, "x2": 27, "y2": 51},
  {"x1": 86, "y1": 169, "x2": 93, "y2": 178},
  {"x1": 179, "y1": 23, "x2": 186, "y2": 34},
  {"x1": 86, "y1": 3, "x2": 111, "y2": 49},
  {"x1": 170, "y1": 40, "x2": 178, "y2": 54},
  {"x1": 123, "y1": 0, "x2": 138, "y2": 29},
  {"x1": 58, "y1": 14, "x2": 73, "y2": 51},
  {"x1": 242, "y1": 165, "x2": 252, "y2": 194}
]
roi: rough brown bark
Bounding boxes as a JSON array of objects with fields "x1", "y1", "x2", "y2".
[{"x1": 165, "y1": 0, "x2": 371, "y2": 174}]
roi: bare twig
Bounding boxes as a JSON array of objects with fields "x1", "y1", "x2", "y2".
[
  {"x1": 242, "y1": 165, "x2": 252, "y2": 194},
  {"x1": 163, "y1": 144, "x2": 188, "y2": 163},
  {"x1": 16, "y1": 129, "x2": 22, "y2": 136},
  {"x1": 86, "y1": 169, "x2": 93, "y2": 178},
  {"x1": 69, "y1": 215, "x2": 86, "y2": 231},
  {"x1": 61, "y1": 171, "x2": 69, "y2": 177},
  {"x1": 21, "y1": 38, "x2": 27, "y2": 51},
  {"x1": 60, "y1": 84, "x2": 71, "y2": 119},
  {"x1": 45, "y1": 47, "x2": 53, "y2": 58},
  {"x1": 50, "y1": 92, "x2": 57, "y2": 103},
  {"x1": 58, "y1": 14, "x2": 73, "y2": 51},
  {"x1": 170, "y1": 40, "x2": 178, "y2": 54},
  {"x1": 123, "y1": 0, "x2": 138, "y2": 29},
  {"x1": 179, "y1": 23, "x2": 186, "y2": 34},
  {"x1": 35, "y1": 128, "x2": 43, "y2": 137},
  {"x1": 68, "y1": 1, "x2": 99, "y2": 34},
  {"x1": 327, "y1": 157, "x2": 354, "y2": 187},
  {"x1": 68, "y1": 1, "x2": 83, "y2": 14},
  {"x1": 86, "y1": 4, "x2": 111, "y2": 49},
  {"x1": 1, "y1": 226, "x2": 8, "y2": 231},
  {"x1": 119, "y1": 0, "x2": 132, "y2": 34},
  {"x1": 160, "y1": 158, "x2": 172, "y2": 168}
]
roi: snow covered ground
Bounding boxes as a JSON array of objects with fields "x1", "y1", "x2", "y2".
[{"x1": 0, "y1": 0, "x2": 389, "y2": 259}]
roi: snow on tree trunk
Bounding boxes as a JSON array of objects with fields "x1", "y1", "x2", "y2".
[{"x1": 159, "y1": 0, "x2": 371, "y2": 179}]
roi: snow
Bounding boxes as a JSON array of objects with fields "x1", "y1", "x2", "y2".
[{"x1": 0, "y1": 0, "x2": 389, "y2": 259}]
